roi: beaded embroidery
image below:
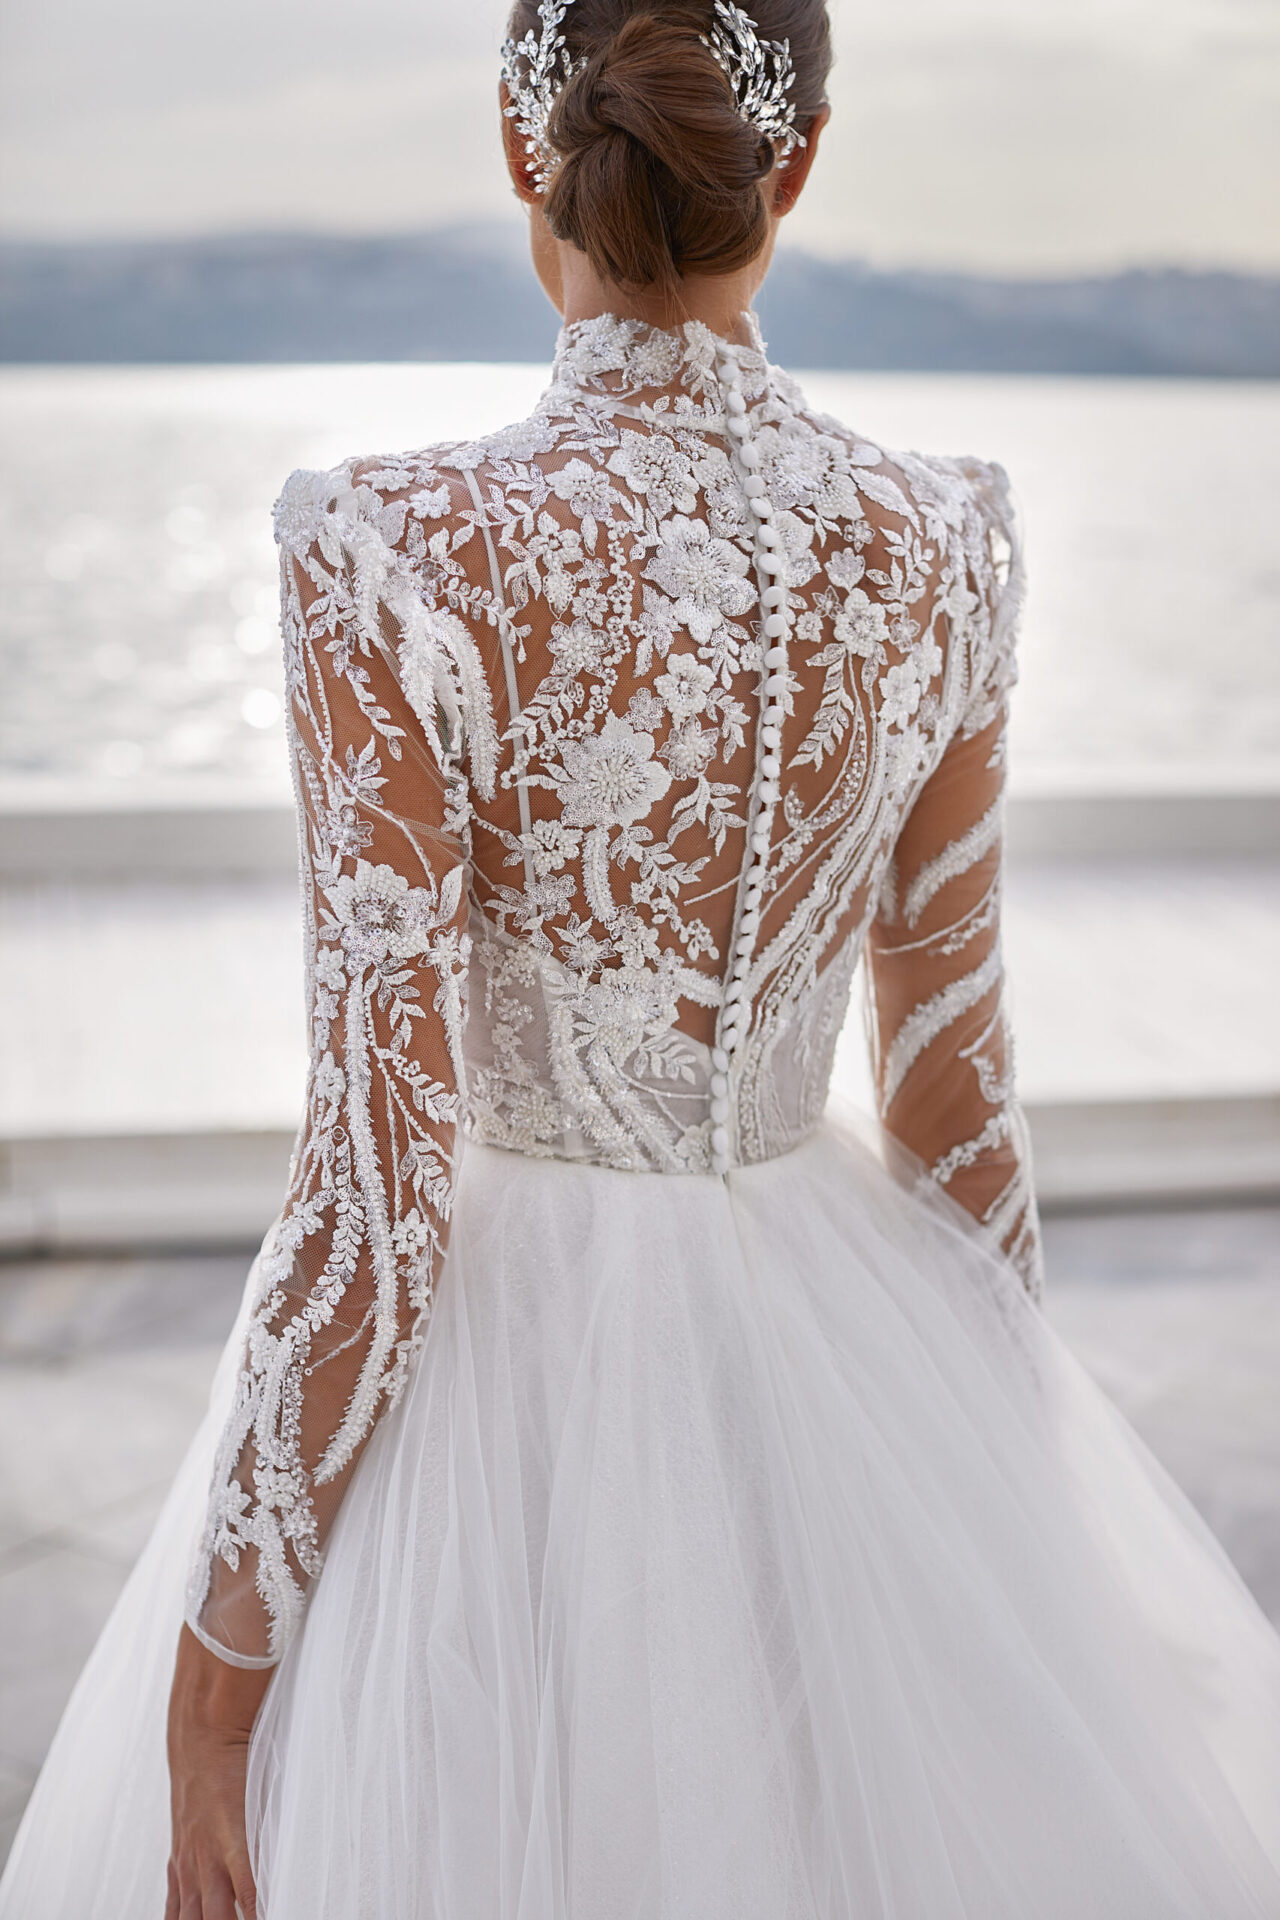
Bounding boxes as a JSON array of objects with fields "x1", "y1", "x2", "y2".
[{"x1": 187, "y1": 310, "x2": 1043, "y2": 1666}]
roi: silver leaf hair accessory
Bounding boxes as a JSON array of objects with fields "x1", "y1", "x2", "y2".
[
  {"x1": 500, "y1": 0, "x2": 806, "y2": 196},
  {"x1": 500, "y1": 1, "x2": 588, "y2": 196},
  {"x1": 700, "y1": 0, "x2": 806, "y2": 162}
]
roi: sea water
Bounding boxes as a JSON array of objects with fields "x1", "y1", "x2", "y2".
[{"x1": 2, "y1": 364, "x2": 1277, "y2": 797}]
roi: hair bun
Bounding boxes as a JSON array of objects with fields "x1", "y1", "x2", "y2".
[{"x1": 556, "y1": 14, "x2": 770, "y2": 191}]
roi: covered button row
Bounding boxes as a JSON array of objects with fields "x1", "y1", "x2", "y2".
[{"x1": 711, "y1": 347, "x2": 792, "y2": 1169}]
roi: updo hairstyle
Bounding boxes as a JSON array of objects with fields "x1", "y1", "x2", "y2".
[{"x1": 505, "y1": 0, "x2": 832, "y2": 296}]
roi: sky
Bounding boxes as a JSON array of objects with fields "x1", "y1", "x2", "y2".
[{"x1": 1, "y1": 0, "x2": 1278, "y2": 275}]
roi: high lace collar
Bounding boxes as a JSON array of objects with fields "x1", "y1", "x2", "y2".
[{"x1": 549, "y1": 310, "x2": 771, "y2": 401}]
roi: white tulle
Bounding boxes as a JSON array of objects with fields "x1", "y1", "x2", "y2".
[{"x1": 4, "y1": 1108, "x2": 1279, "y2": 1918}]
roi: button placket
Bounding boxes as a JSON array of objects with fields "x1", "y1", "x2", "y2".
[{"x1": 708, "y1": 344, "x2": 792, "y2": 1177}]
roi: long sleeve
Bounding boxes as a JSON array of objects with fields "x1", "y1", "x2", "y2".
[
  {"x1": 865, "y1": 464, "x2": 1044, "y2": 1299},
  {"x1": 185, "y1": 465, "x2": 485, "y2": 1666}
]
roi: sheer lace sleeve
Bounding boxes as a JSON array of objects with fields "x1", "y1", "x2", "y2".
[
  {"x1": 185, "y1": 463, "x2": 491, "y2": 1667},
  {"x1": 865, "y1": 461, "x2": 1044, "y2": 1299}
]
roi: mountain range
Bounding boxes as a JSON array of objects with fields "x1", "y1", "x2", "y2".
[{"x1": 2, "y1": 225, "x2": 1277, "y2": 376}]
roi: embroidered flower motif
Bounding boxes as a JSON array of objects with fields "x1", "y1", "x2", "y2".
[
  {"x1": 554, "y1": 313, "x2": 635, "y2": 385},
  {"x1": 629, "y1": 328, "x2": 686, "y2": 387},
  {"x1": 826, "y1": 544, "x2": 868, "y2": 590},
  {"x1": 884, "y1": 721, "x2": 931, "y2": 794},
  {"x1": 559, "y1": 918, "x2": 609, "y2": 974},
  {"x1": 943, "y1": 578, "x2": 980, "y2": 635},
  {"x1": 645, "y1": 516, "x2": 755, "y2": 646},
  {"x1": 524, "y1": 818, "x2": 583, "y2": 877},
  {"x1": 656, "y1": 652, "x2": 715, "y2": 722},
  {"x1": 392, "y1": 1210, "x2": 433, "y2": 1258},
  {"x1": 324, "y1": 861, "x2": 442, "y2": 967},
  {"x1": 607, "y1": 430, "x2": 698, "y2": 520},
  {"x1": 554, "y1": 714, "x2": 673, "y2": 831},
  {"x1": 627, "y1": 688, "x2": 666, "y2": 730},
  {"x1": 253, "y1": 1463, "x2": 309, "y2": 1516},
  {"x1": 315, "y1": 947, "x2": 346, "y2": 992},
  {"x1": 879, "y1": 661, "x2": 925, "y2": 730},
  {"x1": 549, "y1": 459, "x2": 617, "y2": 522},
  {"x1": 834, "y1": 588, "x2": 891, "y2": 660},
  {"x1": 517, "y1": 872, "x2": 576, "y2": 927},
  {"x1": 549, "y1": 617, "x2": 607, "y2": 677},
  {"x1": 409, "y1": 483, "x2": 452, "y2": 520},
  {"x1": 915, "y1": 636, "x2": 944, "y2": 686},
  {"x1": 747, "y1": 422, "x2": 807, "y2": 512},
  {"x1": 210, "y1": 1477, "x2": 251, "y2": 1555},
  {"x1": 613, "y1": 910, "x2": 662, "y2": 969},
  {"x1": 573, "y1": 974, "x2": 651, "y2": 1060},
  {"x1": 312, "y1": 1051, "x2": 346, "y2": 1107},
  {"x1": 660, "y1": 719, "x2": 715, "y2": 779},
  {"x1": 752, "y1": 421, "x2": 855, "y2": 519}
]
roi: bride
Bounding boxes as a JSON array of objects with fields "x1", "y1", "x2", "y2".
[{"x1": 5, "y1": 2, "x2": 1280, "y2": 1914}]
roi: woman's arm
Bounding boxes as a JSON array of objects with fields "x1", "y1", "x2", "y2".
[
  {"x1": 865, "y1": 703, "x2": 1042, "y2": 1296},
  {"x1": 186, "y1": 470, "x2": 476, "y2": 1667},
  {"x1": 167, "y1": 464, "x2": 486, "y2": 1909},
  {"x1": 865, "y1": 460, "x2": 1043, "y2": 1297}
]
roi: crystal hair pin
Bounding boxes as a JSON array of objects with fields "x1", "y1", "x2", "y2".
[
  {"x1": 700, "y1": 0, "x2": 806, "y2": 161},
  {"x1": 499, "y1": 0, "x2": 805, "y2": 195},
  {"x1": 499, "y1": 1, "x2": 587, "y2": 196}
]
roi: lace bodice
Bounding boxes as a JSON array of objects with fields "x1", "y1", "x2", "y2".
[{"x1": 187, "y1": 311, "x2": 1042, "y2": 1667}]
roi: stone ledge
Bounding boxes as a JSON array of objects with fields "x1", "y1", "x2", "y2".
[
  {"x1": 2, "y1": 1096, "x2": 1276, "y2": 1255},
  {"x1": 1028, "y1": 1094, "x2": 1280, "y2": 1209},
  {"x1": 1, "y1": 783, "x2": 1277, "y2": 878},
  {"x1": 0, "y1": 1130, "x2": 294, "y2": 1255}
]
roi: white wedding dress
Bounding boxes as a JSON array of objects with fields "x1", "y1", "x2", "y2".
[{"x1": 4, "y1": 314, "x2": 1280, "y2": 1918}]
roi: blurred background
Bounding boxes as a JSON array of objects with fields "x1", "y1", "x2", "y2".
[{"x1": 1, "y1": 0, "x2": 1278, "y2": 1863}]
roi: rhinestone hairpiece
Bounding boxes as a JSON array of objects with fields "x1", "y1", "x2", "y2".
[
  {"x1": 499, "y1": 1, "x2": 587, "y2": 196},
  {"x1": 700, "y1": 0, "x2": 806, "y2": 162},
  {"x1": 499, "y1": 0, "x2": 805, "y2": 195}
]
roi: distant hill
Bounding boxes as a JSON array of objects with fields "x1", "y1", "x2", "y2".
[{"x1": 2, "y1": 226, "x2": 1277, "y2": 376}]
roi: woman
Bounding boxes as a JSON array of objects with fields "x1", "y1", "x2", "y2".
[{"x1": 4, "y1": 2, "x2": 1279, "y2": 1914}]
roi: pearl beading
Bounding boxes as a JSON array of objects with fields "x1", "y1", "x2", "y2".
[{"x1": 708, "y1": 343, "x2": 791, "y2": 1176}]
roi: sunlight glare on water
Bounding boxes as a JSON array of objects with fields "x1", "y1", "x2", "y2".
[{"x1": 2, "y1": 364, "x2": 1277, "y2": 798}]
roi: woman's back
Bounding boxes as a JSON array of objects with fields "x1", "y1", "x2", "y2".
[{"x1": 276, "y1": 311, "x2": 1036, "y2": 1264}]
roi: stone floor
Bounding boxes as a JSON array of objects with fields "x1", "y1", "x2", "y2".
[{"x1": 1, "y1": 1203, "x2": 1277, "y2": 1867}]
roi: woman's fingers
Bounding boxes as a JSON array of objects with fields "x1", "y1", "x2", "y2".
[
  {"x1": 200, "y1": 1869, "x2": 242, "y2": 1920},
  {"x1": 166, "y1": 1851, "x2": 248, "y2": 1920},
  {"x1": 229, "y1": 1851, "x2": 259, "y2": 1920}
]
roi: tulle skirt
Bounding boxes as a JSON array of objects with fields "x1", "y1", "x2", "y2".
[{"x1": 4, "y1": 1110, "x2": 1280, "y2": 1918}]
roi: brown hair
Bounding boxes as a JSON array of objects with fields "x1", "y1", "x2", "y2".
[{"x1": 506, "y1": 0, "x2": 832, "y2": 298}]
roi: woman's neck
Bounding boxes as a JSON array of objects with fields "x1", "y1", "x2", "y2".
[{"x1": 553, "y1": 240, "x2": 772, "y2": 348}]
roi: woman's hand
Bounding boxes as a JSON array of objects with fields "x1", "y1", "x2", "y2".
[{"x1": 166, "y1": 1623, "x2": 273, "y2": 1919}]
